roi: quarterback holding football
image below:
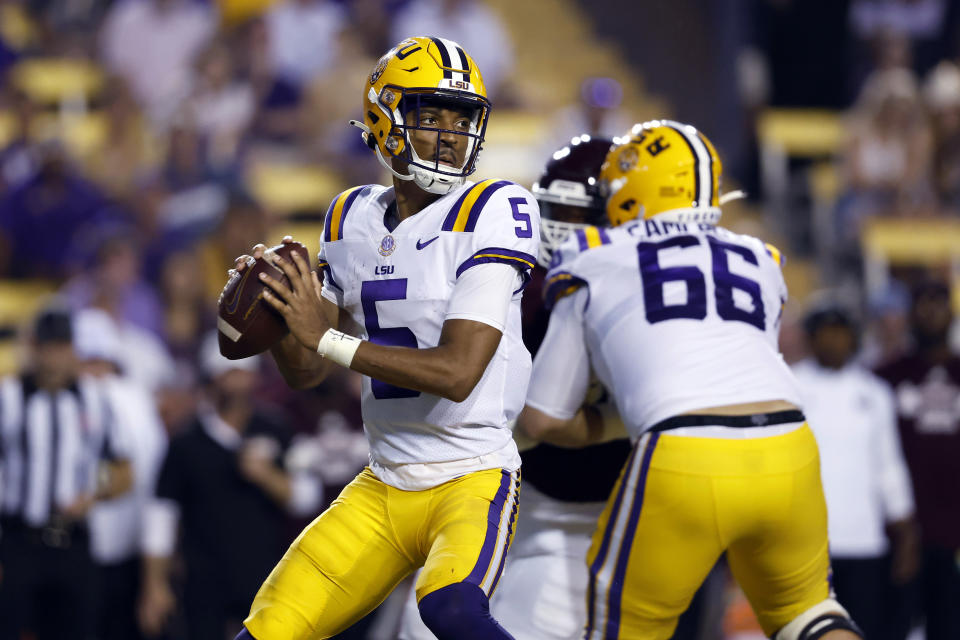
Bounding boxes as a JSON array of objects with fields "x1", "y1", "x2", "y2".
[{"x1": 229, "y1": 36, "x2": 538, "y2": 640}]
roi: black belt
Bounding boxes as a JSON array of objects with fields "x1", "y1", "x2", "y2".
[
  {"x1": 648, "y1": 410, "x2": 806, "y2": 433},
  {"x1": 1, "y1": 515, "x2": 89, "y2": 549}
]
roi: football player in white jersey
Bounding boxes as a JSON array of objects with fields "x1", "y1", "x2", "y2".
[
  {"x1": 518, "y1": 121, "x2": 863, "y2": 640},
  {"x1": 228, "y1": 37, "x2": 539, "y2": 640},
  {"x1": 399, "y1": 136, "x2": 634, "y2": 640}
]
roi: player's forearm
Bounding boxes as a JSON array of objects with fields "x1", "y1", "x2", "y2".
[
  {"x1": 519, "y1": 405, "x2": 605, "y2": 448},
  {"x1": 270, "y1": 333, "x2": 333, "y2": 389},
  {"x1": 351, "y1": 341, "x2": 485, "y2": 402}
]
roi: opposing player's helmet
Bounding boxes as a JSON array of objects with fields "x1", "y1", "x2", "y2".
[
  {"x1": 349, "y1": 36, "x2": 490, "y2": 195},
  {"x1": 533, "y1": 135, "x2": 612, "y2": 266},
  {"x1": 600, "y1": 120, "x2": 727, "y2": 227}
]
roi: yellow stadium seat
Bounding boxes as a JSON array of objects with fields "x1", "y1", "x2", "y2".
[
  {"x1": 0, "y1": 339, "x2": 20, "y2": 377},
  {"x1": 0, "y1": 280, "x2": 59, "y2": 327},
  {"x1": 247, "y1": 162, "x2": 344, "y2": 216},
  {"x1": 31, "y1": 112, "x2": 109, "y2": 158},
  {"x1": 861, "y1": 218, "x2": 960, "y2": 315},
  {"x1": 269, "y1": 222, "x2": 327, "y2": 251},
  {"x1": 757, "y1": 109, "x2": 844, "y2": 157},
  {"x1": 0, "y1": 111, "x2": 15, "y2": 149},
  {"x1": 9, "y1": 58, "x2": 107, "y2": 106},
  {"x1": 862, "y1": 218, "x2": 960, "y2": 265}
]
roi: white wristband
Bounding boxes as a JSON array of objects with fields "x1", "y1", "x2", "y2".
[{"x1": 317, "y1": 329, "x2": 362, "y2": 368}]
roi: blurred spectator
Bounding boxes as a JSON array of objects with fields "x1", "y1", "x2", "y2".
[
  {"x1": 83, "y1": 77, "x2": 162, "y2": 200},
  {"x1": 837, "y1": 68, "x2": 933, "y2": 245},
  {"x1": 0, "y1": 306, "x2": 133, "y2": 640},
  {"x1": 100, "y1": 0, "x2": 216, "y2": 127},
  {"x1": 77, "y1": 308, "x2": 168, "y2": 640},
  {"x1": 849, "y1": 0, "x2": 960, "y2": 78},
  {"x1": 861, "y1": 281, "x2": 913, "y2": 368},
  {"x1": 875, "y1": 280, "x2": 960, "y2": 640},
  {"x1": 189, "y1": 39, "x2": 256, "y2": 168},
  {"x1": 150, "y1": 120, "x2": 236, "y2": 241},
  {"x1": 341, "y1": 0, "x2": 396, "y2": 59},
  {"x1": 746, "y1": 0, "x2": 853, "y2": 108},
  {"x1": 238, "y1": 16, "x2": 304, "y2": 146},
  {"x1": 139, "y1": 333, "x2": 322, "y2": 639},
  {"x1": 199, "y1": 191, "x2": 268, "y2": 302},
  {"x1": 65, "y1": 295, "x2": 176, "y2": 394},
  {"x1": 391, "y1": 0, "x2": 514, "y2": 98},
  {"x1": 793, "y1": 300, "x2": 918, "y2": 640},
  {"x1": 543, "y1": 77, "x2": 633, "y2": 158},
  {"x1": 63, "y1": 232, "x2": 166, "y2": 338},
  {"x1": 162, "y1": 246, "x2": 216, "y2": 364},
  {"x1": 923, "y1": 61, "x2": 960, "y2": 212},
  {"x1": 0, "y1": 89, "x2": 41, "y2": 193},
  {"x1": 301, "y1": 28, "x2": 380, "y2": 180},
  {"x1": 264, "y1": 0, "x2": 346, "y2": 87},
  {"x1": 0, "y1": 142, "x2": 128, "y2": 280}
]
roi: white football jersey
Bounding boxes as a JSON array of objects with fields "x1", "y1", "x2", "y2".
[
  {"x1": 531, "y1": 219, "x2": 802, "y2": 439},
  {"x1": 318, "y1": 179, "x2": 540, "y2": 488}
]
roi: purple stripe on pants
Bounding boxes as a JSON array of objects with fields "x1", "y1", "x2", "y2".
[
  {"x1": 605, "y1": 433, "x2": 659, "y2": 638},
  {"x1": 465, "y1": 471, "x2": 513, "y2": 586},
  {"x1": 584, "y1": 442, "x2": 642, "y2": 637}
]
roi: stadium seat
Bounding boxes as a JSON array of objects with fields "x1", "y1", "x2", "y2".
[
  {"x1": 861, "y1": 218, "x2": 960, "y2": 312},
  {"x1": 247, "y1": 162, "x2": 344, "y2": 216},
  {"x1": 31, "y1": 111, "x2": 109, "y2": 159},
  {"x1": 8, "y1": 58, "x2": 107, "y2": 108}
]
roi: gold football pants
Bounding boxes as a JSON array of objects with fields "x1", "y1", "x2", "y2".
[
  {"x1": 585, "y1": 424, "x2": 830, "y2": 639},
  {"x1": 244, "y1": 467, "x2": 520, "y2": 640}
]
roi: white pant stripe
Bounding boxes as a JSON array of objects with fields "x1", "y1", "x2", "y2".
[{"x1": 588, "y1": 433, "x2": 651, "y2": 639}]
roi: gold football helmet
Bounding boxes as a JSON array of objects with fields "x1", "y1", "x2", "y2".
[
  {"x1": 350, "y1": 36, "x2": 490, "y2": 195},
  {"x1": 600, "y1": 120, "x2": 725, "y2": 227}
]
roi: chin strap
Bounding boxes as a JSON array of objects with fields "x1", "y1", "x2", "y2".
[{"x1": 348, "y1": 119, "x2": 415, "y2": 182}]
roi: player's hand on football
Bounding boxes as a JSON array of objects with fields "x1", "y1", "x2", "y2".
[
  {"x1": 231, "y1": 235, "x2": 295, "y2": 275},
  {"x1": 260, "y1": 247, "x2": 331, "y2": 350}
]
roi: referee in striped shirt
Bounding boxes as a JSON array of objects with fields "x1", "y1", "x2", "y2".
[{"x1": 0, "y1": 306, "x2": 133, "y2": 640}]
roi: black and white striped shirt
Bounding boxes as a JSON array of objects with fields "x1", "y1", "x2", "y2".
[{"x1": 0, "y1": 375, "x2": 130, "y2": 527}]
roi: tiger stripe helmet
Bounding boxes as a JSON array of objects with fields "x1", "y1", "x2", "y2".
[
  {"x1": 350, "y1": 36, "x2": 490, "y2": 195},
  {"x1": 600, "y1": 120, "x2": 723, "y2": 227}
]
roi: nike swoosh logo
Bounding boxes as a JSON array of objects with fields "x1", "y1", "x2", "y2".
[
  {"x1": 416, "y1": 236, "x2": 440, "y2": 250},
  {"x1": 402, "y1": 66, "x2": 420, "y2": 72}
]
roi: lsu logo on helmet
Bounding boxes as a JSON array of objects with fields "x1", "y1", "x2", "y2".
[
  {"x1": 349, "y1": 36, "x2": 490, "y2": 195},
  {"x1": 600, "y1": 120, "x2": 723, "y2": 227}
]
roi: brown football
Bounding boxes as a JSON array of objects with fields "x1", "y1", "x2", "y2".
[{"x1": 217, "y1": 241, "x2": 310, "y2": 360}]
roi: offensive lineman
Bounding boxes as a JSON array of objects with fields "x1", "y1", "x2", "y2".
[
  {"x1": 229, "y1": 37, "x2": 539, "y2": 640},
  {"x1": 519, "y1": 121, "x2": 863, "y2": 640}
]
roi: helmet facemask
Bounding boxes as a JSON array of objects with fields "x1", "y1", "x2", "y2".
[
  {"x1": 536, "y1": 197, "x2": 607, "y2": 267},
  {"x1": 361, "y1": 86, "x2": 490, "y2": 195}
]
